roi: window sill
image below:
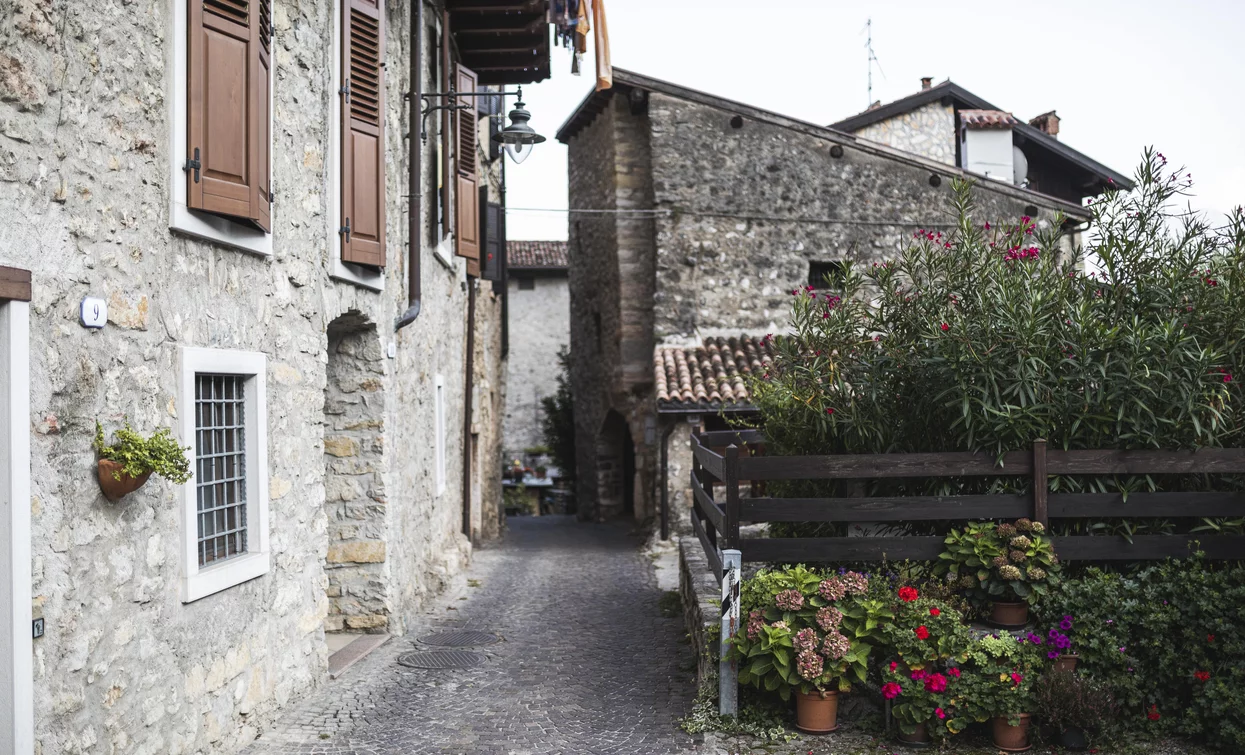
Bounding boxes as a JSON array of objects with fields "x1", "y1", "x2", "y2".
[
  {"x1": 182, "y1": 551, "x2": 270, "y2": 603},
  {"x1": 331, "y1": 258, "x2": 385, "y2": 292},
  {"x1": 433, "y1": 236, "x2": 457, "y2": 271},
  {"x1": 170, "y1": 203, "x2": 272, "y2": 257}
]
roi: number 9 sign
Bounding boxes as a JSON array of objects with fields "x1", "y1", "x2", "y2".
[{"x1": 80, "y1": 297, "x2": 107, "y2": 329}]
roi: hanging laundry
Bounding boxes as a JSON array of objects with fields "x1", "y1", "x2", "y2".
[{"x1": 592, "y1": 0, "x2": 612, "y2": 91}]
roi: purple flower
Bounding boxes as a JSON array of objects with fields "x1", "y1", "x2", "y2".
[
  {"x1": 1060, "y1": 615, "x2": 1073, "y2": 631},
  {"x1": 1048, "y1": 651, "x2": 1060, "y2": 659}
]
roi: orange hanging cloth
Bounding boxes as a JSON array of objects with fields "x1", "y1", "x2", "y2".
[{"x1": 592, "y1": 0, "x2": 612, "y2": 91}]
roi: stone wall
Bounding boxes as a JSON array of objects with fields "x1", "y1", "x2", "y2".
[
  {"x1": 0, "y1": 1, "x2": 504, "y2": 753},
  {"x1": 851, "y1": 101, "x2": 957, "y2": 166},
  {"x1": 646, "y1": 93, "x2": 1068, "y2": 340},
  {"x1": 502, "y1": 273, "x2": 569, "y2": 457}
]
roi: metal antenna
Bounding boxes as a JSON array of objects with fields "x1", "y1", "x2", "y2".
[{"x1": 863, "y1": 18, "x2": 886, "y2": 108}]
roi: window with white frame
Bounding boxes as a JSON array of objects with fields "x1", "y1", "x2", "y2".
[
  {"x1": 435, "y1": 375, "x2": 446, "y2": 496},
  {"x1": 179, "y1": 347, "x2": 269, "y2": 603}
]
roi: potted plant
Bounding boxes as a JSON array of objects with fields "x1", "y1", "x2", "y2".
[
  {"x1": 883, "y1": 660, "x2": 961, "y2": 747},
  {"x1": 1032, "y1": 670, "x2": 1118, "y2": 750},
  {"x1": 731, "y1": 565, "x2": 882, "y2": 733},
  {"x1": 93, "y1": 420, "x2": 192, "y2": 501},
  {"x1": 1034, "y1": 614, "x2": 1078, "y2": 672},
  {"x1": 955, "y1": 634, "x2": 1042, "y2": 751},
  {"x1": 935, "y1": 519, "x2": 1061, "y2": 627}
]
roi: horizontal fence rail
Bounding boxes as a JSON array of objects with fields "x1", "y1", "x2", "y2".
[{"x1": 689, "y1": 433, "x2": 1245, "y2": 583}]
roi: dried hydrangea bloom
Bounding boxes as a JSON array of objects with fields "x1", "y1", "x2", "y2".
[
  {"x1": 997, "y1": 523, "x2": 1018, "y2": 538},
  {"x1": 821, "y1": 632, "x2": 851, "y2": 660},
  {"x1": 793, "y1": 627, "x2": 819, "y2": 654},
  {"x1": 1015, "y1": 518, "x2": 1034, "y2": 532},
  {"x1": 816, "y1": 606, "x2": 844, "y2": 632},
  {"x1": 1010, "y1": 535, "x2": 1032, "y2": 549},
  {"x1": 992, "y1": 555, "x2": 1009, "y2": 568},
  {"x1": 775, "y1": 589, "x2": 805, "y2": 611},
  {"x1": 841, "y1": 571, "x2": 869, "y2": 595},
  {"x1": 1009, "y1": 549, "x2": 1028, "y2": 563},
  {"x1": 818, "y1": 577, "x2": 847, "y2": 602},
  {"x1": 746, "y1": 609, "x2": 764, "y2": 640},
  {"x1": 1031, "y1": 521, "x2": 1046, "y2": 534},
  {"x1": 999, "y1": 565, "x2": 1023, "y2": 580},
  {"x1": 797, "y1": 650, "x2": 825, "y2": 681},
  {"x1": 1026, "y1": 566, "x2": 1047, "y2": 580},
  {"x1": 959, "y1": 574, "x2": 976, "y2": 589}
]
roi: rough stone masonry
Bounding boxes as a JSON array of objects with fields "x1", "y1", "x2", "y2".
[{"x1": 0, "y1": 1, "x2": 505, "y2": 753}]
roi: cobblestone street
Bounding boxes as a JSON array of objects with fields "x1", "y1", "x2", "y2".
[{"x1": 247, "y1": 516, "x2": 698, "y2": 754}]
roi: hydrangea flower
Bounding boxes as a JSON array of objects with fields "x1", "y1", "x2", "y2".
[
  {"x1": 992, "y1": 555, "x2": 1010, "y2": 568},
  {"x1": 797, "y1": 650, "x2": 824, "y2": 681},
  {"x1": 1026, "y1": 566, "x2": 1047, "y2": 580},
  {"x1": 997, "y1": 523, "x2": 1018, "y2": 538},
  {"x1": 817, "y1": 578, "x2": 847, "y2": 602},
  {"x1": 999, "y1": 565, "x2": 1023, "y2": 580},
  {"x1": 745, "y1": 609, "x2": 764, "y2": 640},
  {"x1": 775, "y1": 589, "x2": 804, "y2": 611},
  {"x1": 793, "y1": 628, "x2": 818, "y2": 654},
  {"x1": 840, "y1": 571, "x2": 869, "y2": 595},
  {"x1": 816, "y1": 606, "x2": 844, "y2": 632},
  {"x1": 1010, "y1": 535, "x2": 1032, "y2": 549},
  {"x1": 821, "y1": 632, "x2": 851, "y2": 660},
  {"x1": 1009, "y1": 549, "x2": 1028, "y2": 563}
]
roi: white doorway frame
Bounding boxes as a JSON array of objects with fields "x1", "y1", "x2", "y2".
[{"x1": 1, "y1": 281, "x2": 33, "y2": 754}]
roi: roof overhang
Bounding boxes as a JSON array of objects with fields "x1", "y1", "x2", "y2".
[{"x1": 448, "y1": 0, "x2": 550, "y2": 85}]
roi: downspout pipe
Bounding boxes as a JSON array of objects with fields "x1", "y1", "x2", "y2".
[
  {"x1": 396, "y1": 0, "x2": 423, "y2": 330},
  {"x1": 462, "y1": 282, "x2": 476, "y2": 539},
  {"x1": 659, "y1": 420, "x2": 675, "y2": 541}
]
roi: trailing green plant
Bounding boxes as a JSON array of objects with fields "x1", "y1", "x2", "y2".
[
  {"x1": 730, "y1": 565, "x2": 879, "y2": 699},
  {"x1": 1032, "y1": 670, "x2": 1120, "y2": 738},
  {"x1": 93, "y1": 420, "x2": 191, "y2": 484},
  {"x1": 539, "y1": 346, "x2": 576, "y2": 483},
  {"x1": 934, "y1": 518, "x2": 1061, "y2": 605},
  {"x1": 678, "y1": 678, "x2": 796, "y2": 742},
  {"x1": 1033, "y1": 557, "x2": 1245, "y2": 749},
  {"x1": 747, "y1": 150, "x2": 1245, "y2": 538}
]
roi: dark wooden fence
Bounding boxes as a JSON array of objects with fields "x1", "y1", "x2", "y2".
[{"x1": 690, "y1": 430, "x2": 1245, "y2": 581}]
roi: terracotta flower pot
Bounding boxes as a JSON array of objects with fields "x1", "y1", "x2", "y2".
[
  {"x1": 795, "y1": 689, "x2": 838, "y2": 733},
  {"x1": 98, "y1": 459, "x2": 152, "y2": 501},
  {"x1": 896, "y1": 721, "x2": 931, "y2": 747},
  {"x1": 1057, "y1": 725, "x2": 1089, "y2": 751},
  {"x1": 992, "y1": 713, "x2": 1032, "y2": 752},
  {"x1": 1052, "y1": 653, "x2": 1079, "y2": 673},
  {"x1": 989, "y1": 600, "x2": 1029, "y2": 628}
]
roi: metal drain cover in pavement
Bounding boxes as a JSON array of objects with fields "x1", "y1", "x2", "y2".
[
  {"x1": 397, "y1": 650, "x2": 488, "y2": 669},
  {"x1": 417, "y1": 630, "x2": 499, "y2": 647}
]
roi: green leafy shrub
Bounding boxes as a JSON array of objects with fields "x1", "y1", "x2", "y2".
[
  {"x1": 1033, "y1": 558, "x2": 1245, "y2": 749},
  {"x1": 880, "y1": 588, "x2": 971, "y2": 671},
  {"x1": 934, "y1": 519, "x2": 1061, "y2": 606},
  {"x1": 539, "y1": 346, "x2": 576, "y2": 483},
  {"x1": 93, "y1": 420, "x2": 191, "y2": 484},
  {"x1": 953, "y1": 634, "x2": 1043, "y2": 729},
  {"x1": 1032, "y1": 670, "x2": 1119, "y2": 739}
]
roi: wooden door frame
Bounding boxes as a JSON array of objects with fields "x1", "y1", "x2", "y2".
[{"x1": 0, "y1": 265, "x2": 33, "y2": 754}]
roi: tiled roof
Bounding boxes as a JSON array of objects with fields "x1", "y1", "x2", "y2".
[
  {"x1": 959, "y1": 109, "x2": 1019, "y2": 129},
  {"x1": 654, "y1": 336, "x2": 776, "y2": 411},
  {"x1": 508, "y1": 240, "x2": 568, "y2": 268}
]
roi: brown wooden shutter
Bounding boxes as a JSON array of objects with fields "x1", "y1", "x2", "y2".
[
  {"x1": 340, "y1": 0, "x2": 386, "y2": 267},
  {"x1": 187, "y1": 0, "x2": 272, "y2": 232},
  {"x1": 454, "y1": 63, "x2": 480, "y2": 274}
]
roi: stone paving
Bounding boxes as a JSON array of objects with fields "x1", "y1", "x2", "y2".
[{"x1": 246, "y1": 516, "x2": 699, "y2": 754}]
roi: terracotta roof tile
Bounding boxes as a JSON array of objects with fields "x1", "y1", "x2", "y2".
[
  {"x1": 959, "y1": 109, "x2": 1019, "y2": 129},
  {"x1": 654, "y1": 335, "x2": 776, "y2": 411},
  {"x1": 508, "y1": 240, "x2": 568, "y2": 268}
]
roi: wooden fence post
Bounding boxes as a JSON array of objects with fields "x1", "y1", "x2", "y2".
[
  {"x1": 1033, "y1": 439, "x2": 1048, "y2": 526},
  {"x1": 724, "y1": 444, "x2": 741, "y2": 550},
  {"x1": 719, "y1": 548, "x2": 741, "y2": 717}
]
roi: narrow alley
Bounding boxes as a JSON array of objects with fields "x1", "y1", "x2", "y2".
[{"x1": 248, "y1": 517, "x2": 698, "y2": 754}]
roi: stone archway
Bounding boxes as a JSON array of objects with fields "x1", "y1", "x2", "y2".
[
  {"x1": 595, "y1": 410, "x2": 635, "y2": 520},
  {"x1": 323, "y1": 311, "x2": 390, "y2": 636}
]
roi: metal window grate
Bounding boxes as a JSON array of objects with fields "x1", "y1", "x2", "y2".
[{"x1": 195, "y1": 374, "x2": 248, "y2": 567}]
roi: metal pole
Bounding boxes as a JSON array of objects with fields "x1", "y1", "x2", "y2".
[
  {"x1": 659, "y1": 421, "x2": 674, "y2": 541},
  {"x1": 719, "y1": 549, "x2": 742, "y2": 717}
]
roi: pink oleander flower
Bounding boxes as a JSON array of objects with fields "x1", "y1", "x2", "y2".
[
  {"x1": 775, "y1": 589, "x2": 804, "y2": 611},
  {"x1": 816, "y1": 606, "x2": 843, "y2": 632},
  {"x1": 818, "y1": 578, "x2": 847, "y2": 602},
  {"x1": 793, "y1": 628, "x2": 818, "y2": 654},
  {"x1": 821, "y1": 632, "x2": 851, "y2": 660},
  {"x1": 797, "y1": 650, "x2": 824, "y2": 681}
]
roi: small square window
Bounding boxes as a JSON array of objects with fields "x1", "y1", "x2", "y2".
[
  {"x1": 518, "y1": 277, "x2": 535, "y2": 291},
  {"x1": 808, "y1": 260, "x2": 846, "y2": 290}
]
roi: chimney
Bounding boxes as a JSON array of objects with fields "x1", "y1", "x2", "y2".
[
  {"x1": 1029, "y1": 110, "x2": 1060, "y2": 139},
  {"x1": 920, "y1": 77, "x2": 933, "y2": 91}
]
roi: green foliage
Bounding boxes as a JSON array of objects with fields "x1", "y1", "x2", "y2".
[
  {"x1": 881, "y1": 594, "x2": 971, "y2": 670},
  {"x1": 1032, "y1": 670, "x2": 1120, "y2": 736},
  {"x1": 93, "y1": 420, "x2": 191, "y2": 484},
  {"x1": 502, "y1": 484, "x2": 536, "y2": 515},
  {"x1": 539, "y1": 346, "x2": 576, "y2": 483},
  {"x1": 882, "y1": 661, "x2": 961, "y2": 739},
  {"x1": 934, "y1": 519, "x2": 1061, "y2": 605},
  {"x1": 1033, "y1": 558, "x2": 1245, "y2": 749},
  {"x1": 953, "y1": 634, "x2": 1043, "y2": 728},
  {"x1": 748, "y1": 152, "x2": 1245, "y2": 537},
  {"x1": 678, "y1": 679, "x2": 796, "y2": 742}
]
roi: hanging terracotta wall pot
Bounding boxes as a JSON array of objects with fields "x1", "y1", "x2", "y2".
[
  {"x1": 795, "y1": 689, "x2": 838, "y2": 733},
  {"x1": 989, "y1": 601, "x2": 1029, "y2": 628},
  {"x1": 98, "y1": 459, "x2": 152, "y2": 501}
]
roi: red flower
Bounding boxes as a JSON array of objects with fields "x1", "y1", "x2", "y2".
[
  {"x1": 889, "y1": 661, "x2": 898, "y2": 672},
  {"x1": 1010, "y1": 672, "x2": 1023, "y2": 687},
  {"x1": 1147, "y1": 705, "x2": 1161, "y2": 721},
  {"x1": 929, "y1": 607, "x2": 941, "y2": 617},
  {"x1": 1194, "y1": 670, "x2": 1211, "y2": 682},
  {"x1": 826, "y1": 407, "x2": 835, "y2": 415},
  {"x1": 1208, "y1": 634, "x2": 1216, "y2": 643},
  {"x1": 935, "y1": 707, "x2": 946, "y2": 720},
  {"x1": 939, "y1": 322, "x2": 950, "y2": 332},
  {"x1": 898, "y1": 586, "x2": 919, "y2": 603},
  {"x1": 914, "y1": 625, "x2": 930, "y2": 640},
  {"x1": 882, "y1": 682, "x2": 903, "y2": 700},
  {"x1": 948, "y1": 667, "x2": 961, "y2": 678},
  {"x1": 924, "y1": 673, "x2": 948, "y2": 693}
]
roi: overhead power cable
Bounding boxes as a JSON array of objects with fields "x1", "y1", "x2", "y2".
[{"x1": 502, "y1": 206, "x2": 956, "y2": 227}]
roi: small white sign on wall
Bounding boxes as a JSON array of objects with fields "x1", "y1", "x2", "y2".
[{"x1": 79, "y1": 297, "x2": 107, "y2": 329}]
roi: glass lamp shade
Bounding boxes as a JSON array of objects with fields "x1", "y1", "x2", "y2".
[{"x1": 505, "y1": 141, "x2": 535, "y2": 164}]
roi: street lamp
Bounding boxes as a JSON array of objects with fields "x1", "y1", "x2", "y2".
[{"x1": 418, "y1": 86, "x2": 545, "y2": 165}]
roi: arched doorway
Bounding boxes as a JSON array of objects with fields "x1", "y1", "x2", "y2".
[{"x1": 595, "y1": 410, "x2": 635, "y2": 520}]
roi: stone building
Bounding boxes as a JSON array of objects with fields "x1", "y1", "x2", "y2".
[
  {"x1": 502, "y1": 240, "x2": 570, "y2": 461},
  {"x1": 555, "y1": 68, "x2": 1132, "y2": 525},
  {"x1": 0, "y1": 1, "x2": 558, "y2": 753}
]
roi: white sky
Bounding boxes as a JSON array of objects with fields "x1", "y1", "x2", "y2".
[{"x1": 505, "y1": 0, "x2": 1245, "y2": 241}]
